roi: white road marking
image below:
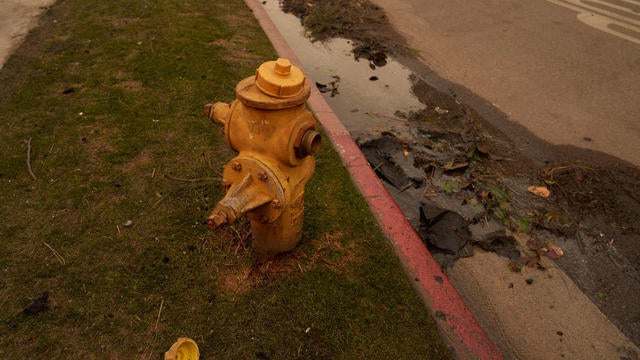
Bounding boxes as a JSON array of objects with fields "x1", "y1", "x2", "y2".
[{"x1": 545, "y1": 0, "x2": 640, "y2": 45}]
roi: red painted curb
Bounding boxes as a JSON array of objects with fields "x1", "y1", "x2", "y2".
[{"x1": 243, "y1": 1, "x2": 503, "y2": 358}]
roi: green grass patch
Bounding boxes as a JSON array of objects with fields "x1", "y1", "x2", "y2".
[{"x1": 0, "y1": 0, "x2": 451, "y2": 358}]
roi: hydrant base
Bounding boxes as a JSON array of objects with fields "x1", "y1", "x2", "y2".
[{"x1": 251, "y1": 193, "x2": 305, "y2": 255}]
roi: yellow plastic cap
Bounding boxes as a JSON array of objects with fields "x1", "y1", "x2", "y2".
[
  {"x1": 255, "y1": 58, "x2": 305, "y2": 98},
  {"x1": 164, "y1": 337, "x2": 200, "y2": 360}
]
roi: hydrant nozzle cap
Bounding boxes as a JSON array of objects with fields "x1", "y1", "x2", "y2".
[{"x1": 255, "y1": 58, "x2": 305, "y2": 98}]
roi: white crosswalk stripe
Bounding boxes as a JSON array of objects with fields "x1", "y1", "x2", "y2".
[{"x1": 545, "y1": 0, "x2": 640, "y2": 44}]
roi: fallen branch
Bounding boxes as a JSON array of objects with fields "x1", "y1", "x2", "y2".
[
  {"x1": 42, "y1": 241, "x2": 66, "y2": 265},
  {"x1": 26, "y1": 138, "x2": 37, "y2": 180},
  {"x1": 164, "y1": 174, "x2": 219, "y2": 182}
]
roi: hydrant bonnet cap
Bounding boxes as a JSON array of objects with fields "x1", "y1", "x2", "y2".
[{"x1": 255, "y1": 58, "x2": 305, "y2": 98}]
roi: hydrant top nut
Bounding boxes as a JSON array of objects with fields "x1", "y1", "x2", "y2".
[
  {"x1": 255, "y1": 58, "x2": 306, "y2": 99},
  {"x1": 274, "y1": 58, "x2": 292, "y2": 75}
]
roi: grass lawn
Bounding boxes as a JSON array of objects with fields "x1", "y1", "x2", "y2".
[{"x1": 0, "y1": 0, "x2": 452, "y2": 358}]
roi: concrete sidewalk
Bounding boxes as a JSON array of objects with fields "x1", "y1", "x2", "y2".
[{"x1": 0, "y1": 0, "x2": 54, "y2": 69}]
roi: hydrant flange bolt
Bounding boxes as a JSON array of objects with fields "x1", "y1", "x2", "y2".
[
  {"x1": 271, "y1": 200, "x2": 282, "y2": 209},
  {"x1": 231, "y1": 162, "x2": 242, "y2": 171},
  {"x1": 257, "y1": 171, "x2": 268, "y2": 181}
]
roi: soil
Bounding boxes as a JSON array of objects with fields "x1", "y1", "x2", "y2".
[
  {"x1": 281, "y1": 0, "x2": 640, "y2": 347},
  {"x1": 279, "y1": 0, "x2": 408, "y2": 67}
]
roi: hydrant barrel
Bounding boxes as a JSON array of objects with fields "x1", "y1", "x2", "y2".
[{"x1": 205, "y1": 58, "x2": 320, "y2": 256}]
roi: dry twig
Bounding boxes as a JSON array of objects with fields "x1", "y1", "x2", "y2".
[
  {"x1": 164, "y1": 174, "x2": 219, "y2": 182},
  {"x1": 42, "y1": 241, "x2": 66, "y2": 265},
  {"x1": 26, "y1": 138, "x2": 37, "y2": 180},
  {"x1": 154, "y1": 299, "x2": 164, "y2": 330}
]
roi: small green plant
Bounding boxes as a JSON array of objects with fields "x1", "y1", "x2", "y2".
[
  {"x1": 479, "y1": 181, "x2": 511, "y2": 223},
  {"x1": 517, "y1": 216, "x2": 532, "y2": 233}
]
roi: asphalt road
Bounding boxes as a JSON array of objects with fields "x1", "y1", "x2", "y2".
[{"x1": 370, "y1": 0, "x2": 640, "y2": 167}]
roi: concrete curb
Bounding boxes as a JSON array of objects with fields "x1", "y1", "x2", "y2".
[{"x1": 243, "y1": 1, "x2": 502, "y2": 358}]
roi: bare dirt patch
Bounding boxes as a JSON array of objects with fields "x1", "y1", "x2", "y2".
[
  {"x1": 121, "y1": 152, "x2": 152, "y2": 173},
  {"x1": 214, "y1": 222, "x2": 360, "y2": 296},
  {"x1": 113, "y1": 80, "x2": 143, "y2": 90},
  {"x1": 111, "y1": 17, "x2": 141, "y2": 29}
]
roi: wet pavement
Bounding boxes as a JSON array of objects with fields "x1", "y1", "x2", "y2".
[{"x1": 260, "y1": 1, "x2": 422, "y2": 140}]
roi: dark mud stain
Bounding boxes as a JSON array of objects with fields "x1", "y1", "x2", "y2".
[
  {"x1": 418, "y1": 203, "x2": 473, "y2": 267},
  {"x1": 475, "y1": 235, "x2": 521, "y2": 261},
  {"x1": 418, "y1": 202, "x2": 520, "y2": 268},
  {"x1": 315, "y1": 76, "x2": 340, "y2": 97},
  {"x1": 360, "y1": 134, "x2": 424, "y2": 190},
  {"x1": 23, "y1": 291, "x2": 49, "y2": 315},
  {"x1": 279, "y1": 0, "x2": 408, "y2": 64}
]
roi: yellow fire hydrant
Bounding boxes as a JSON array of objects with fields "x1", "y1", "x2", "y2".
[{"x1": 204, "y1": 58, "x2": 321, "y2": 255}]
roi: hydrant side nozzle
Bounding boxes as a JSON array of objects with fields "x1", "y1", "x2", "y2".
[
  {"x1": 207, "y1": 211, "x2": 228, "y2": 230},
  {"x1": 203, "y1": 103, "x2": 213, "y2": 117},
  {"x1": 204, "y1": 102, "x2": 230, "y2": 126},
  {"x1": 302, "y1": 129, "x2": 321, "y2": 156},
  {"x1": 296, "y1": 129, "x2": 322, "y2": 157},
  {"x1": 208, "y1": 170, "x2": 280, "y2": 231}
]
